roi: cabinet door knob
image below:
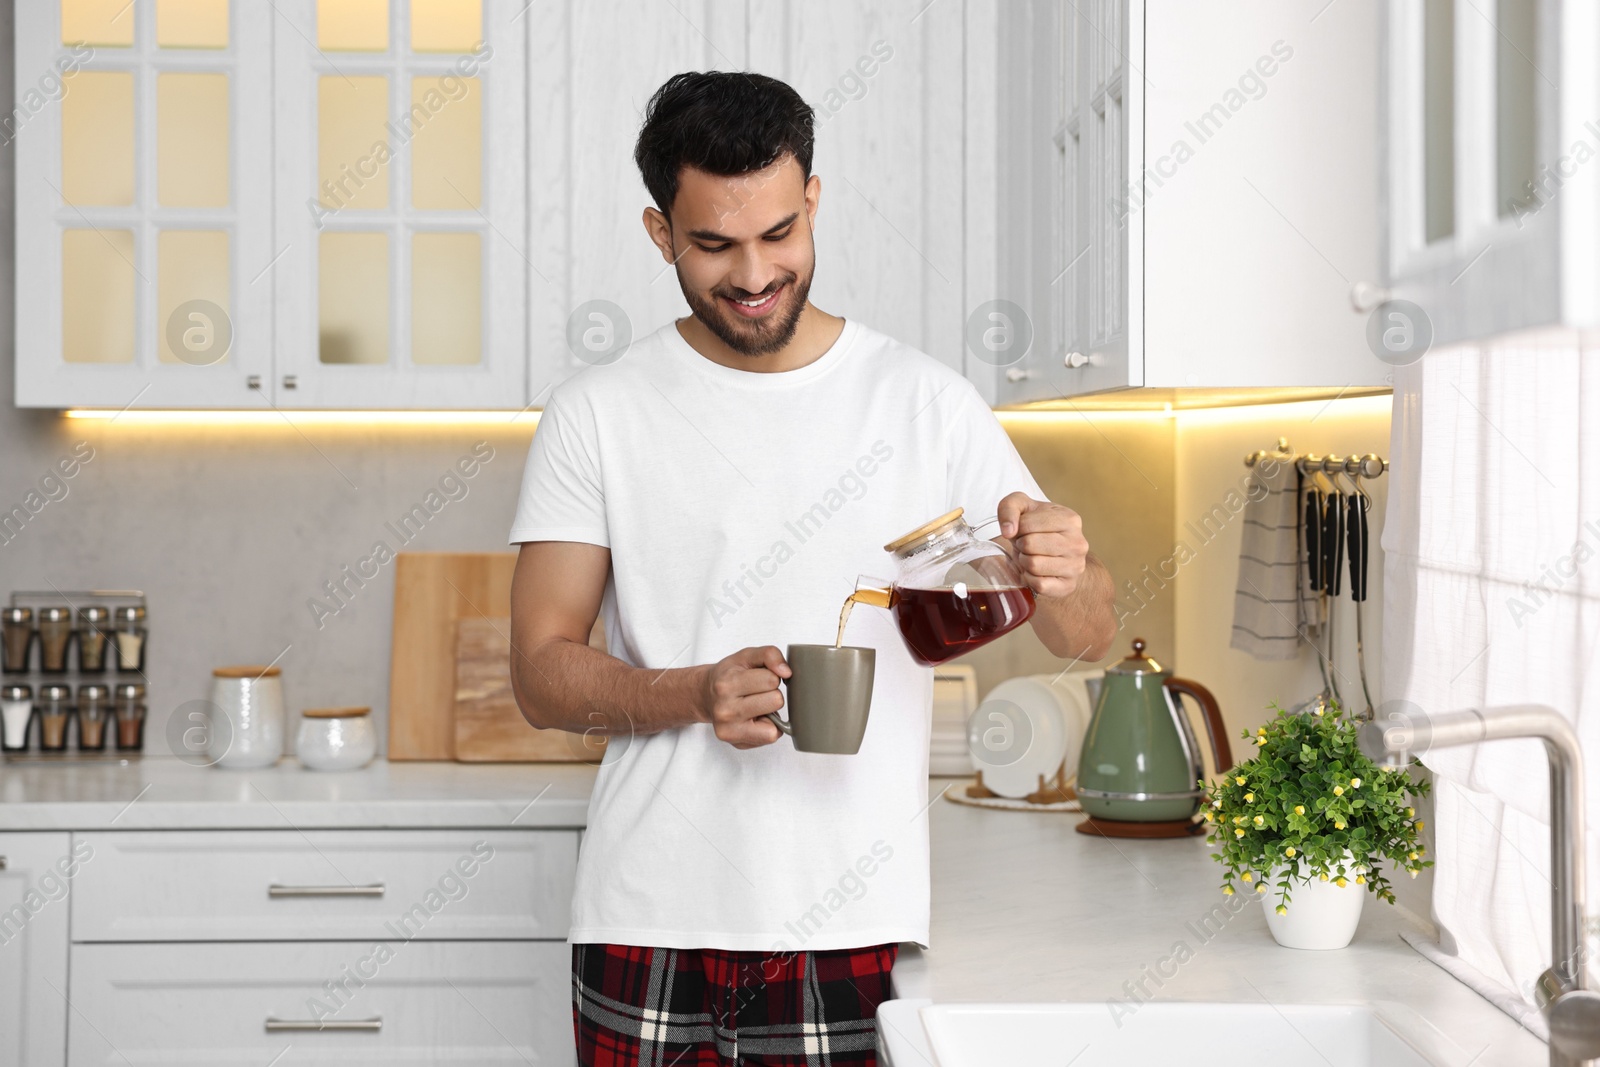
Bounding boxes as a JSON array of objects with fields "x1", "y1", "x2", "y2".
[
  {"x1": 1349, "y1": 281, "x2": 1392, "y2": 313},
  {"x1": 282, "y1": 375, "x2": 298, "y2": 390},
  {"x1": 1063, "y1": 351, "x2": 1089, "y2": 369},
  {"x1": 1005, "y1": 368, "x2": 1034, "y2": 383},
  {"x1": 246, "y1": 375, "x2": 261, "y2": 390}
]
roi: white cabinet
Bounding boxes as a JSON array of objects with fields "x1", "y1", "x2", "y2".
[
  {"x1": 0, "y1": 834, "x2": 72, "y2": 1067},
  {"x1": 68, "y1": 940, "x2": 572, "y2": 1066},
  {"x1": 990, "y1": 0, "x2": 1390, "y2": 403},
  {"x1": 71, "y1": 829, "x2": 576, "y2": 942},
  {"x1": 527, "y1": 0, "x2": 974, "y2": 404},
  {"x1": 15, "y1": 0, "x2": 527, "y2": 410},
  {"x1": 1378, "y1": 0, "x2": 1598, "y2": 347}
]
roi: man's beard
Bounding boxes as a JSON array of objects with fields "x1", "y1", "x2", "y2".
[{"x1": 680, "y1": 262, "x2": 813, "y2": 357}]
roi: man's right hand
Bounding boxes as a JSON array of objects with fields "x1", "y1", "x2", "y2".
[{"x1": 700, "y1": 645, "x2": 791, "y2": 749}]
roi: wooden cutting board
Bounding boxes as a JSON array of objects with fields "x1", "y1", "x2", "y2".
[
  {"x1": 453, "y1": 617, "x2": 607, "y2": 762},
  {"x1": 388, "y1": 552, "x2": 519, "y2": 760}
]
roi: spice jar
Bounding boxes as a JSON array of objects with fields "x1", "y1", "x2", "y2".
[
  {"x1": 77, "y1": 684, "x2": 110, "y2": 751},
  {"x1": 2, "y1": 607, "x2": 33, "y2": 673},
  {"x1": 113, "y1": 683, "x2": 146, "y2": 751},
  {"x1": 37, "y1": 684, "x2": 72, "y2": 753},
  {"x1": 0, "y1": 684, "x2": 32, "y2": 752},
  {"x1": 38, "y1": 607, "x2": 73, "y2": 673},
  {"x1": 114, "y1": 606, "x2": 147, "y2": 672},
  {"x1": 297, "y1": 707, "x2": 377, "y2": 771},
  {"x1": 77, "y1": 606, "x2": 110, "y2": 672}
]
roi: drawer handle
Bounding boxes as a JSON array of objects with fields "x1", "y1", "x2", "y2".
[
  {"x1": 265, "y1": 1016, "x2": 382, "y2": 1032},
  {"x1": 267, "y1": 883, "x2": 386, "y2": 898}
]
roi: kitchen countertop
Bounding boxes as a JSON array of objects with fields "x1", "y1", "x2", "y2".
[
  {"x1": 0, "y1": 759, "x2": 1549, "y2": 1062},
  {"x1": 0, "y1": 757, "x2": 597, "y2": 830},
  {"x1": 883, "y1": 783, "x2": 1546, "y2": 1066}
]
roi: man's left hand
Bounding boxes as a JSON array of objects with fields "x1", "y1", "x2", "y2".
[{"x1": 996, "y1": 492, "x2": 1090, "y2": 600}]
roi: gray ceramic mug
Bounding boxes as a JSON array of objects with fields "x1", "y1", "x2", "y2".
[{"x1": 766, "y1": 644, "x2": 876, "y2": 754}]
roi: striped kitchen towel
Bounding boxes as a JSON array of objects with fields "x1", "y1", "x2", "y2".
[{"x1": 1230, "y1": 460, "x2": 1321, "y2": 660}]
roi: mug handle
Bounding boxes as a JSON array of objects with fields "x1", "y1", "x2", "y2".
[{"x1": 765, "y1": 711, "x2": 792, "y2": 736}]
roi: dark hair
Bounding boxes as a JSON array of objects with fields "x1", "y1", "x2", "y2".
[{"x1": 634, "y1": 71, "x2": 815, "y2": 218}]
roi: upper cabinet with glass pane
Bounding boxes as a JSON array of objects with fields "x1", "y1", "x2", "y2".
[
  {"x1": 16, "y1": 0, "x2": 274, "y2": 407},
  {"x1": 14, "y1": 0, "x2": 525, "y2": 409},
  {"x1": 1380, "y1": 0, "x2": 1600, "y2": 348},
  {"x1": 272, "y1": 0, "x2": 523, "y2": 408}
]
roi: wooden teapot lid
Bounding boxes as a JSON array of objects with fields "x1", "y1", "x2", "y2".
[{"x1": 884, "y1": 508, "x2": 966, "y2": 554}]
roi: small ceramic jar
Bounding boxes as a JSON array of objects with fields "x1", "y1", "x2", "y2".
[
  {"x1": 296, "y1": 707, "x2": 377, "y2": 771},
  {"x1": 209, "y1": 666, "x2": 285, "y2": 769}
]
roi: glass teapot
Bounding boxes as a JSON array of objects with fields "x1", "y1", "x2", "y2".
[{"x1": 848, "y1": 508, "x2": 1036, "y2": 665}]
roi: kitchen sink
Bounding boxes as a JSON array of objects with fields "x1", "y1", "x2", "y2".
[{"x1": 878, "y1": 1000, "x2": 1439, "y2": 1066}]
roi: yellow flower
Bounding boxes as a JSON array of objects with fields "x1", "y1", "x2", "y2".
[
  {"x1": 1294, "y1": 805, "x2": 1305, "y2": 816},
  {"x1": 1406, "y1": 807, "x2": 1415, "y2": 817},
  {"x1": 1256, "y1": 736, "x2": 1267, "y2": 746},
  {"x1": 1244, "y1": 793, "x2": 1255, "y2": 802},
  {"x1": 1335, "y1": 876, "x2": 1348, "y2": 888},
  {"x1": 1355, "y1": 874, "x2": 1366, "y2": 885},
  {"x1": 1416, "y1": 820, "x2": 1425, "y2": 831},
  {"x1": 1313, "y1": 707, "x2": 1324, "y2": 716},
  {"x1": 1235, "y1": 776, "x2": 1246, "y2": 786},
  {"x1": 1408, "y1": 851, "x2": 1419, "y2": 861},
  {"x1": 1256, "y1": 884, "x2": 1267, "y2": 894},
  {"x1": 1284, "y1": 847, "x2": 1296, "y2": 858},
  {"x1": 1241, "y1": 871, "x2": 1253, "y2": 882},
  {"x1": 1319, "y1": 873, "x2": 1329, "y2": 882},
  {"x1": 1204, "y1": 812, "x2": 1215, "y2": 823},
  {"x1": 1212, "y1": 799, "x2": 1222, "y2": 809},
  {"x1": 1234, "y1": 816, "x2": 1246, "y2": 825},
  {"x1": 1334, "y1": 821, "x2": 1346, "y2": 830},
  {"x1": 1253, "y1": 815, "x2": 1265, "y2": 826},
  {"x1": 1409, "y1": 869, "x2": 1419, "y2": 879},
  {"x1": 1350, "y1": 777, "x2": 1362, "y2": 788},
  {"x1": 1222, "y1": 886, "x2": 1234, "y2": 896},
  {"x1": 1235, "y1": 828, "x2": 1246, "y2": 838},
  {"x1": 1333, "y1": 785, "x2": 1344, "y2": 796},
  {"x1": 1275, "y1": 904, "x2": 1288, "y2": 915}
]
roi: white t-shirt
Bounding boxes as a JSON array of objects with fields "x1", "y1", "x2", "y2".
[{"x1": 509, "y1": 318, "x2": 1044, "y2": 952}]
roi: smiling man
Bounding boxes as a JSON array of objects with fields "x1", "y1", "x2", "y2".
[{"x1": 508, "y1": 71, "x2": 1116, "y2": 1066}]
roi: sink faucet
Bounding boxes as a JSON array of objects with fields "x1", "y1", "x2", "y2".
[{"x1": 1358, "y1": 705, "x2": 1600, "y2": 1066}]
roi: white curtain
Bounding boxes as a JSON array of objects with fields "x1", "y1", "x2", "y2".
[{"x1": 1384, "y1": 329, "x2": 1600, "y2": 1012}]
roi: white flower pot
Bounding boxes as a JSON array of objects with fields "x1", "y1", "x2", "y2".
[{"x1": 1262, "y1": 855, "x2": 1367, "y2": 950}]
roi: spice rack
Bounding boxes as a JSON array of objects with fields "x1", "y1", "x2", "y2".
[{"x1": 1, "y1": 590, "x2": 148, "y2": 760}]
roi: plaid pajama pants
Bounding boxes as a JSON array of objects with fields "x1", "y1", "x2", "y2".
[{"x1": 572, "y1": 941, "x2": 899, "y2": 1066}]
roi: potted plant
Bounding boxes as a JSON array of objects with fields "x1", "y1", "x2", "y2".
[{"x1": 1201, "y1": 701, "x2": 1433, "y2": 950}]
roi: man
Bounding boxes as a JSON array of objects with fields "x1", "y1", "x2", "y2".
[{"x1": 509, "y1": 71, "x2": 1116, "y2": 1067}]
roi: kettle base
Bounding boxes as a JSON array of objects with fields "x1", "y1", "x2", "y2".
[{"x1": 1075, "y1": 815, "x2": 1205, "y2": 840}]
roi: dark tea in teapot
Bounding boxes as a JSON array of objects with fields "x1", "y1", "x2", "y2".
[{"x1": 891, "y1": 584, "x2": 1035, "y2": 665}]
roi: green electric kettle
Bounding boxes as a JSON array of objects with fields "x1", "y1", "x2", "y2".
[{"x1": 1075, "y1": 638, "x2": 1232, "y2": 838}]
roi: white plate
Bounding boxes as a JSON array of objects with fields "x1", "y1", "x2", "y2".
[{"x1": 967, "y1": 677, "x2": 1069, "y2": 798}]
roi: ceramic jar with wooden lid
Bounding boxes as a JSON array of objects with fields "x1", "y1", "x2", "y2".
[
  {"x1": 209, "y1": 665, "x2": 285, "y2": 769},
  {"x1": 296, "y1": 707, "x2": 376, "y2": 771}
]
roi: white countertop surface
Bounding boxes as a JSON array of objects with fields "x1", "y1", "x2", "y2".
[
  {"x1": 883, "y1": 782, "x2": 1546, "y2": 1066},
  {"x1": 0, "y1": 758, "x2": 597, "y2": 830}
]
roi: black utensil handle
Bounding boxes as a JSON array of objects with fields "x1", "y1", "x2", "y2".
[
  {"x1": 1304, "y1": 488, "x2": 1322, "y2": 591},
  {"x1": 1347, "y1": 494, "x2": 1369, "y2": 602},
  {"x1": 1324, "y1": 489, "x2": 1337, "y2": 591},
  {"x1": 1325, "y1": 493, "x2": 1344, "y2": 597}
]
